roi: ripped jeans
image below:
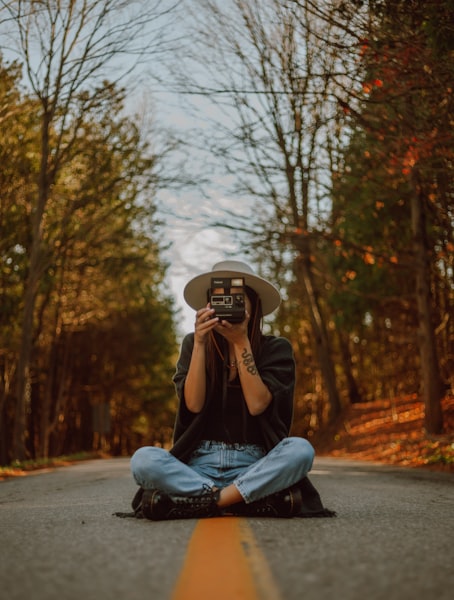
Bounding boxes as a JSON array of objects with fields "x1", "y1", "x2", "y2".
[{"x1": 130, "y1": 437, "x2": 314, "y2": 504}]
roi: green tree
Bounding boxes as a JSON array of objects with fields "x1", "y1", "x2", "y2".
[
  {"x1": 329, "y1": 126, "x2": 419, "y2": 402},
  {"x1": 0, "y1": 59, "x2": 179, "y2": 462},
  {"x1": 0, "y1": 57, "x2": 38, "y2": 463},
  {"x1": 327, "y1": 0, "x2": 454, "y2": 432},
  {"x1": 30, "y1": 88, "x2": 177, "y2": 458},
  {"x1": 0, "y1": 0, "x2": 180, "y2": 460}
]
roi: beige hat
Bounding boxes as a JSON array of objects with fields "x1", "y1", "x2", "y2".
[{"x1": 183, "y1": 260, "x2": 281, "y2": 316}]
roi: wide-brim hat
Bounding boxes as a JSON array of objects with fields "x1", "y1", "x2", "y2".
[{"x1": 183, "y1": 260, "x2": 281, "y2": 316}]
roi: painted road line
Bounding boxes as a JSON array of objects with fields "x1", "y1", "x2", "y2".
[
  {"x1": 238, "y1": 518, "x2": 283, "y2": 600},
  {"x1": 171, "y1": 517, "x2": 282, "y2": 600}
]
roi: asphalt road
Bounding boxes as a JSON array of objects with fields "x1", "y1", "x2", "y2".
[{"x1": 0, "y1": 456, "x2": 452, "y2": 600}]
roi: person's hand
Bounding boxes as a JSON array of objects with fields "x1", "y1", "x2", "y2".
[
  {"x1": 194, "y1": 305, "x2": 219, "y2": 344},
  {"x1": 214, "y1": 310, "x2": 250, "y2": 344}
]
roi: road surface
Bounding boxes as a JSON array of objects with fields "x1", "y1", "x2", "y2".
[{"x1": 0, "y1": 457, "x2": 452, "y2": 600}]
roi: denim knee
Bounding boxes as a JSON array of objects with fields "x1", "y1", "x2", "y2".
[
  {"x1": 285, "y1": 436, "x2": 315, "y2": 476},
  {"x1": 130, "y1": 446, "x2": 167, "y2": 484}
]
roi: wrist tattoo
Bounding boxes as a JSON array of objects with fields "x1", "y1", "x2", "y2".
[{"x1": 241, "y1": 348, "x2": 258, "y2": 375}]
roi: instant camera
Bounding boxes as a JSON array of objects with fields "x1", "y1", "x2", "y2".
[{"x1": 209, "y1": 276, "x2": 246, "y2": 323}]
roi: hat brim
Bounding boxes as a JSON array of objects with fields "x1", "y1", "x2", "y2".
[{"x1": 183, "y1": 269, "x2": 281, "y2": 316}]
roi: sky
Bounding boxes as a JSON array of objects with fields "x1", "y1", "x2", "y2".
[
  {"x1": 159, "y1": 202, "x2": 242, "y2": 338},
  {"x1": 127, "y1": 3, "x2": 254, "y2": 339},
  {"x1": 136, "y1": 92, "x2": 242, "y2": 338}
]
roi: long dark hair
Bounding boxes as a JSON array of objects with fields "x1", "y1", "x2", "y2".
[{"x1": 205, "y1": 286, "x2": 264, "y2": 389}]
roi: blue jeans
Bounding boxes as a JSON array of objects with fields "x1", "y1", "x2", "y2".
[{"x1": 130, "y1": 437, "x2": 314, "y2": 504}]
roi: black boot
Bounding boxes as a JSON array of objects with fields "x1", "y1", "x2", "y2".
[
  {"x1": 141, "y1": 488, "x2": 221, "y2": 521},
  {"x1": 228, "y1": 484, "x2": 303, "y2": 518}
]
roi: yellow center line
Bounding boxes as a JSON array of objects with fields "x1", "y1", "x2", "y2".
[{"x1": 171, "y1": 517, "x2": 282, "y2": 600}]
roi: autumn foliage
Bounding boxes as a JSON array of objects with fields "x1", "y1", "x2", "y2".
[{"x1": 313, "y1": 394, "x2": 454, "y2": 472}]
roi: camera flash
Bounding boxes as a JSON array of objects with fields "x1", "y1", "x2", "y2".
[{"x1": 231, "y1": 277, "x2": 244, "y2": 287}]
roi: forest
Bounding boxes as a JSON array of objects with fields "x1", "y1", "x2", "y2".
[{"x1": 0, "y1": 0, "x2": 452, "y2": 467}]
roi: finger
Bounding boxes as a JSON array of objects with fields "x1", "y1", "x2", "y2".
[
  {"x1": 196, "y1": 307, "x2": 214, "y2": 323},
  {"x1": 196, "y1": 306, "x2": 211, "y2": 317},
  {"x1": 195, "y1": 310, "x2": 218, "y2": 333}
]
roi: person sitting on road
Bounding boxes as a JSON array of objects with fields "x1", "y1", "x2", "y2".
[{"x1": 129, "y1": 260, "x2": 334, "y2": 520}]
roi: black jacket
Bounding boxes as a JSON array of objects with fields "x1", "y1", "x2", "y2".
[{"x1": 170, "y1": 333, "x2": 295, "y2": 462}]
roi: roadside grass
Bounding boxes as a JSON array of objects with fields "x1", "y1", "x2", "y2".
[{"x1": 0, "y1": 452, "x2": 104, "y2": 480}]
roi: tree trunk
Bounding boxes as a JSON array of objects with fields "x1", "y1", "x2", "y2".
[
  {"x1": 13, "y1": 253, "x2": 40, "y2": 461},
  {"x1": 40, "y1": 329, "x2": 73, "y2": 458},
  {"x1": 0, "y1": 358, "x2": 15, "y2": 465},
  {"x1": 297, "y1": 248, "x2": 342, "y2": 422},
  {"x1": 410, "y1": 171, "x2": 444, "y2": 433},
  {"x1": 13, "y1": 114, "x2": 51, "y2": 461},
  {"x1": 337, "y1": 327, "x2": 363, "y2": 404}
]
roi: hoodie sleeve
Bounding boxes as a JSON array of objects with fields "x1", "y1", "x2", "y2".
[
  {"x1": 256, "y1": 336, "x2": 295, "y2": 444},
  {"x1": 172, "y1": 333, "x2": 198, "y2": 431}
]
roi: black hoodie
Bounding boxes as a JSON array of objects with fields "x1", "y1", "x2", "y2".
[{"x1": 170, "y1": 333, "x2": 295, "y2": 463}]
